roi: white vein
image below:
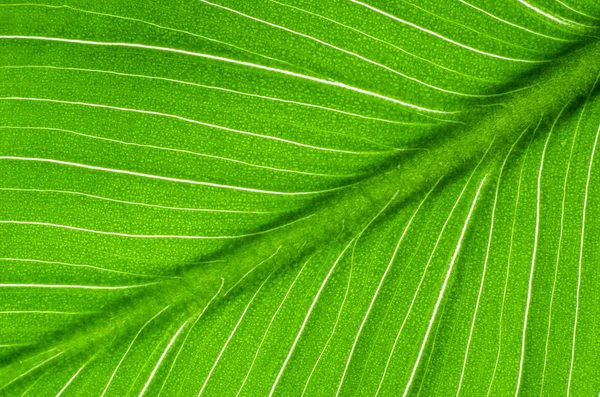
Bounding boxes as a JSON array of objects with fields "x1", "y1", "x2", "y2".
[
  {"x1": 20, "y1": 347, "x2": 63, "y2": 366},
  {"x1": 172, "y1": 279, "x2": 225, "y2": 397},
  {"x1": 0, "y1": 37, "x2": 453, "y2": 114},
  {"x1": 268, "y1": 239, "x2": 354, "y2": 397},
  {"x1": 353, "y1": 230, "x2": 422, "y2": 393},
  {"x1": 518, "y1": 0, "x2": 591, "y2": 27},
  {"x1": 333, "y1": 190, "x2": 414, "y2": 397},
  {"x1": 0, "y1": 65, "x2": 430, "y2": 128},
  {"x1": 224, "y1": 246, "x2": 282, "y2": 295},
  {"x1": 139, "y1": 319, "x2": 189, "y2": 397},
  {"x1": 456, "y1": 126, "x2": 528, "y2": 397},
  {"x1": 56, "y1": 359, "x2": 91, "y2": 397},
  {"x1": 567, "y1": 124, "x2": 600, "y2": 396},
  {"x1": 349, "y1": 0, "x2": 544, "y2": 63},
  {"x1": 541, "y1": 103, "x2": 576, "y2": 393},
  {"x1": 0, "y1": 310, "x2": 90, "y2": 315},
  {"x1": 459, "y1": 0, "x2": 572, "y2": 41},
  {"x1": 0, "y1": 214, "x2": 311, "y2": 239},
  {"x1": 236, "y1": 260, "x2": 306, "y2": 397},
  {"x1": 487, "y1": 133, "x2": 534, "y2": 397},
  {"x1": 201, "y1": 0, "x2": 491, "y2": 98},
  {"x1": 270, "y1": 0, "x2": 501, "y2": 84},
  {"x1": 0, "y1": 125, "x2": 348, "y2": 177},
  {"x1": 0, "y1": 94, "x2": 379, "y2": 155},
  {"x1": 403, "y1": 176, "x2": 487, "y2": 397},
  {"x1": 540, "y1": 78, "x2": 600, "y2": 393},
  {"x1": 516, "y1": 117, "x2": 553, "y2": 396},
  {"x1": 377, "y1": 141, "x2": 493, "y2": 394},
  {"x1": 555, "y1": 0, "x2": 600, "y2": 20},
  {"x1": 197, "y1": 275, "x2": 271, "y2": 396},
  {"x1": 19, "y1": 347, "x2": 61, "y2": 366},
  {"x1": 272, "y1": 189, "x2": 393, "y2": 396},
  {"x1": 100, "y1": 306, "x2": 170, "y2": 397},
  {"x1": 275, "y1": 197, "x2": 396, "y2": 396},
  {"x1": 0, "y1": 154, "x2": 337, "y2": 196},
  {"x1": 0, "y1": 257, "x2": 174, "y2": 279},
  {"x1": 300, "y1": 252, "x2": 352, "y2": 397},
  {"x1": 415, "y1": 304, "x2": 447, "y2": 397},
  {"x1": 0, "y1": 3, "x2": 296, "y2": 67},
  {"x1": 396, "y1": 0, "x2": 548, "y2": 55},
  {"x1": 517, "y1": 0, "x2": 569, "y2": 25},
  {"x1": 19, "y1": 374, "x2": 42, "y2": 397},
  {"x1": 0, "y1": 283, "x2": 156, "y2": 289},
  {"x1": 0, "y1": 351, "x2": 64, "y2": 391},
  {"x1": 341, "y1": 181, "x2": 438, "y2": 397},
  {"x1": 335, "y1": 190, "x2": 412, "y2": 397},
  {"x1": 0, "y1": 187, "x2": 272, "y2": 214}
]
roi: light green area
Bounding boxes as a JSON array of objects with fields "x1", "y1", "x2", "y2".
[{"x1": 0, "y1": 0, "x2": 599, "y2": 395}]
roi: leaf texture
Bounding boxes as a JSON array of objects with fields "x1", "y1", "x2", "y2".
[{"x1": 0, "y1": 0, "x2": 599, "y2": 396}]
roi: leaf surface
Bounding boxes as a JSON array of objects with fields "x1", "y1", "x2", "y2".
[{"x1": 0, "y1": 0, "x2": 599, "y2": 395}]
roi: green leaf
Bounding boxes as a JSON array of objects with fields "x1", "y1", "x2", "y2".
[{"x1": 0, "y1": 0, "x2": 599, "y2": 395}]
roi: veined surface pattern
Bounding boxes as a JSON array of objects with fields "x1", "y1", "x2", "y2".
[{"x1": 0, "y1": 0, "x2": 599, "y2": 395}]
